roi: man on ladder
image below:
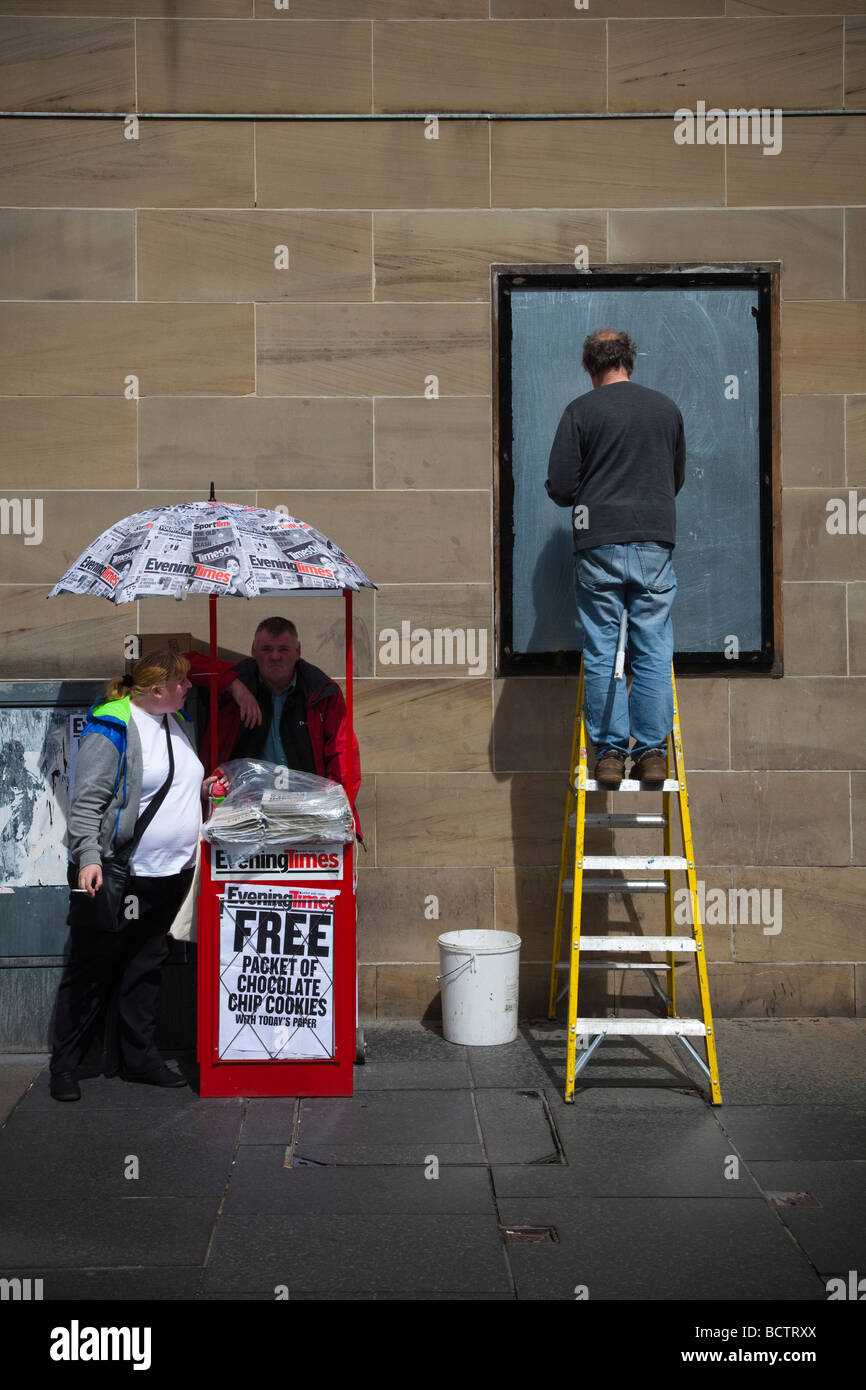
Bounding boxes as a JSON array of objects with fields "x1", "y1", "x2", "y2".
[
  {"x1": 546, "y1": 327, "x2": 685, "y2": 787},
  {"x1": 545, "y1": 328, "x2": 720, "y2": 1106}
]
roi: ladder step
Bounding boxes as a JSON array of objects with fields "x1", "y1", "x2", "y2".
[
  {"x1": 583, "y1": 855, "x2": 687, "y2": 870},
  {"x1": 572, "y1": 1018, "x2": 708, "y2": 1036},
  {"x1": 580, "y1": 778, "x2": 680, "y2": 792},
  {"x1": 555, "y1": 961, "x2": 671, "y2": 971},
  {"x1": 579, "y1": 812, "x2": 667, "y2": 829},
  {"x1": 577, "y1": 935, "x2": 697, "y2": 952},
  {"x1": 564, "y1": 877, "x2": 669, "y2": 894}
]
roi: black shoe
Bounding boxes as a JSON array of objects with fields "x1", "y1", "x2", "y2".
[
  {"x1": 50, "y1": 1071, "x2": 81, "y2": 1102},
  {"x1": 121, "y1": 1065, "x2": 187, "y2": 1089}
]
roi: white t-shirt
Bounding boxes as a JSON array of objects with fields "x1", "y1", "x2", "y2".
[{"x1": 129, "y1": 704, "x2": 204, "y2": 876}]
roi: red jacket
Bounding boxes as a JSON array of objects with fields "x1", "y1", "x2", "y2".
[{"x1": 186, "y1": 651, "x2": 361, "y2": 834}]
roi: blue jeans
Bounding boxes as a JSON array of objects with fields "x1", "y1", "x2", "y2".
[{"x1": 575, "y1": 543, "x2": 677, "y2": 761}]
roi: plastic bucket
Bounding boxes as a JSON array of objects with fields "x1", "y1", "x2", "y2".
[{"x1": 436, "y1": 930, "x2": 521, "y2": 1046}]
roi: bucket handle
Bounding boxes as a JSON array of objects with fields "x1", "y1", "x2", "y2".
[{"x1": 435, "y1": 954, "x2": 476, "y2": 984}]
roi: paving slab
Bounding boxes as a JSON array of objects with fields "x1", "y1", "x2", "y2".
[
  {"x1": 360, "y1": 1025, "x2": 462, "y2": 1063},
  {"x1": 197, "y1": 1289, "x2": 377, "y2": 1300},
  {"x1": 354, "y1": 1056, "x2": 471, "y2": 1090},
  {"x1": 709, "y1": 1020, "x2": 866, "y2": 1105},
  {"x1": 239, "y1": 1098, "x2": 298, "y2": 1145},
  {"x1": 718, "y1": 1106, "x2": 866, "y2": 1161},
  {"x1": 497, "y1": 1197, "x2": 827, "y2": 1302},
  {"x1": 748, "y1": 1160, "x2": 866, "y2": 1275},
  {"x1": 290, "y1": 1090, "x2": 483, "y2": 1165},
  {"x1": 0, "y1": 1106, "x2": 242, "y2": 1198},
  {"x1": 494, "y1": 1106, "x2": 761, "y2": 1199},
  {"x1": 0, "y1": 1197, "x2": 220, "y2": 1268},
  {"x1": 203, "y1": 1213, "x2": 511, "y2": 1296},
  {"x1": 473, "y1": 1088, "x2": 563, "y2": 1165},
  {"x1": 0, "y1": 1056, "x2": 46, "y2": 1124},
  {"x1": 197, "y1": 1289, "x2": 513, "y2": 1300},
  {"x1": 223, "y1": 1151, "x2": 495, "y2": 1215},
  {"x1": 197, "y1": 1288, "x2": 513, "y2": 1300},
  {"x1": 465, "y1": 1034, "x2": 554, "y2": 1089},
  {"x1": 365, "y1": 1290, "x2": 515, "y2": 1300}
]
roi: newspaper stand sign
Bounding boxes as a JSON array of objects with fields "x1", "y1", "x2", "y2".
[
  {"x1": 199, "y1": 837, "x2": 356, "y2": 1097},
  {"x1": 200, "y1": 777, "x2": 356, "y2": 1094}
]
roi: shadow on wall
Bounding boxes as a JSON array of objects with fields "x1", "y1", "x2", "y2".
[{"x1": 488, "y1": 533, "x2": 661, "y2": 1020}]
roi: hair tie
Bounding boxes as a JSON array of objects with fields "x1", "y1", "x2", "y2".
[{"x1": 121, "y1": 673, "x2": 134, "y2": 689}]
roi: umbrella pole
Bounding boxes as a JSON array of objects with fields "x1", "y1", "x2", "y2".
[
  {"x1": 344, "y1": 588, "x2": 354, "y2": 814},
  {"x1": 209, "y1": 592, "x2": 218, "y2": 774}
]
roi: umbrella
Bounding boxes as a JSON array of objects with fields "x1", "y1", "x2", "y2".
[
  {"x1": 48, "y1": 497, "x2": 373, "y2": 603},
  {"x1": 49, "y1": 492, "x2": 375, "y2": 783}
]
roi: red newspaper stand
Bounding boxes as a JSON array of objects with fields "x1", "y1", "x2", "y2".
[
  {"x1": 47, "y1": 495, "x2": 370, "y2": 1098},
  {"x1": 196, "y1": 591, "x2": 360, "y2": 1098}
]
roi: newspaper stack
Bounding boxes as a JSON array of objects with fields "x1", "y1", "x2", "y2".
[{"x1": 202, "y1": 761, "x2": 355, "y2": 850}]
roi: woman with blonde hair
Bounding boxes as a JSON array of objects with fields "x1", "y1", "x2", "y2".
[{"x1": 50, "y1": 649, "x2": 219, "y2": 1101}]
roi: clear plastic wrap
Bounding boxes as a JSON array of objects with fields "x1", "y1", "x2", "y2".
[{"x1": 201, "y1": 759, "x2": 355, "y2": 852}]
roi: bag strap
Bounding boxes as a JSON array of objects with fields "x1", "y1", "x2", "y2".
[{"x1": 126, "y1": 715, "x2": 176, "y2": 858}]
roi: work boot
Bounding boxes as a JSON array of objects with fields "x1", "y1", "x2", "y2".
[
  {"x1": 595, "y1": 750, "x2": 626, "y2": 788},
  {"x1": 632, "y1": 749, "x2": 667, "y2": 787}
]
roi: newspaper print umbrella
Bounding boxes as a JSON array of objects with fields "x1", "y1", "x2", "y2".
[{"x1": 48, "y1": 499, "x2": 373, "y2": 603}]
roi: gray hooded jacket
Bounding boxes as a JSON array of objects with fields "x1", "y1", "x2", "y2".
[{"x1": 66, "y1": 694, "x2": 196, "y2": 868}]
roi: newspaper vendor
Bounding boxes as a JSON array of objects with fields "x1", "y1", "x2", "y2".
[{"x1": 186, "y1": 616, "x2": 361, "y2": 832}]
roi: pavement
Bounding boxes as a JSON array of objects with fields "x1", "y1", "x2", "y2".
[{"x1": 0, "y1": 1018, "x2": 864, "y2": 1304}]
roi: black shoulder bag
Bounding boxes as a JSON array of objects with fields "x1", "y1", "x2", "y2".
[{"x1": 87, "y1": 716, "x2": 176, "y2": 933}]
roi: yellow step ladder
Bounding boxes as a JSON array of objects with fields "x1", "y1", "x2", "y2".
[{"x1": 548, "y1": 660, "x2": 722, "y2": 1106}]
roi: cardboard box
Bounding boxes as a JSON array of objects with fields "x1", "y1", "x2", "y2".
[{"x1": 124, "y1": 632, "x2": 208, "y2": 673}]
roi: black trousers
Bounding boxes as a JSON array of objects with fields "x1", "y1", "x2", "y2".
[{"x1": 51, "y1": 868, "x2": 194, "y2": 1077}]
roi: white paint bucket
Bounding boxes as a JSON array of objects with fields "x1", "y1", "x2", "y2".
[{"x1": 436, "y1": 929, "x2": 521, "y2": 1046}]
